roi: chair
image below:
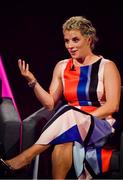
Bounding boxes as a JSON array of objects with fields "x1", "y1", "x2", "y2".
[
  {"x1": 0, "y1": 97, "x2": 21, "y2": 160},
  {"x1": 0, "y1": 56, "x2": 23, "y2": 178}
]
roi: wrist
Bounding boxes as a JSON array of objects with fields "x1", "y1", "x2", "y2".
[{"x1": 28, "y1": 79, "x2": 37, "y2": 88}]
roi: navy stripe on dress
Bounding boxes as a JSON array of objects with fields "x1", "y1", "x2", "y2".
[{"x1": 89, "y1": 58, "x2": 102, "y2": 107}]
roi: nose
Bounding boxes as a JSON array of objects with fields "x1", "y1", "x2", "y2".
[{"x1": 67, "y1": 41, "x2": 74, "y2": 49}]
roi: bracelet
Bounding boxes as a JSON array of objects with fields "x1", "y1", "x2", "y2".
[{"x1": 28, "y1": 79, "x2": 37, "y2": 88}]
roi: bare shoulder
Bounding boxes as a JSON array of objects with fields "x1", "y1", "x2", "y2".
[
  {"x1": 55, "y1": 59, "x2": 69, "y2": 67},
  {"x1": 53, "y1": 59, "x2": 69, "y2": 76},
  {"x1": 54, "y1": 59, "x2": 69, "y2": 71},
  {"x1": 104, "y1": 59, "x2": 119, "y2": 72},
  {"x1": 105, "y1": 60, "x2": 120, "y2": 75}
]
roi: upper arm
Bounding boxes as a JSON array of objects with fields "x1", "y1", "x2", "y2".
[
  {"x1": 104, "y1": 61, "x2": 121, "y2": 110},
  {"x1": 49, "y1": 61, "x2": 63, "y2": 104}
]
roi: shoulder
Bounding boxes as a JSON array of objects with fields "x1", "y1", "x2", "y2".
[
  {"x1": 55, "y1": 59, "x2": 70, "y2": 67},
  {"x1": 54, "y1": 59, "x2": 70, "y2": 71},
  {"x1": 53, "y1": 59, "x2": 70, "y2": 77},
  {"x1": 103, "y1": 58, "x2": 121, "y2": 88},
  {"x1": 102, "y1": 58, "x2": 120, "y2": 76},
  {"x1": 101, "y1": 58, "x2": 118, "y2": 69}
]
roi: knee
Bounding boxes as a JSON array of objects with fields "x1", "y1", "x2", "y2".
[
  {"x1": 53, "y1": 143, "x2": 72, "y2": 152},
  {"x1": 52, "y1": 143, "x2": 73, "y2": 161},
  {"x1": 52, "y1": 143, "x2": 73, "y2": 170},
  {"x1": 52, "y1": 144, "x2": 65, "y2": 157}
]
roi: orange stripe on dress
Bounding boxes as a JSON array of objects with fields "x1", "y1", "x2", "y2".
[
  {"x1": 80, "y1": 106, "x2": 97, "y2": 113},
  {"x1": 101, "y1": 148, "x2": 113, "y2": 172},
  {"x1": 63, "y1": 59, "x2": 80, "y2": 106},
  {"x1": 68, "y1": 102, "x2": 97, "y2": 113}
]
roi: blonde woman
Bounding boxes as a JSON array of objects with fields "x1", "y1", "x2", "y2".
[{"x1": 0, "y1": 16, "x2": 121, "y2": 179}]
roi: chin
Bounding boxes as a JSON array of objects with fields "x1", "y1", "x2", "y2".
[{"x1": 71, "y1": 55, "x2": 79, "y2": 59}]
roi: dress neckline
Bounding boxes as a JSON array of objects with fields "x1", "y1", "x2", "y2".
[{"x1": 70, "y1": 57, "x2": 102, "y2": 68}]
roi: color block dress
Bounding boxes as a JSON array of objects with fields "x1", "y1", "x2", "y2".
[{"x1": 35, "y1": 57, "x2": 116, "y2": 178}]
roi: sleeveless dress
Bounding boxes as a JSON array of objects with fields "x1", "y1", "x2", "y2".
[{"x1": 35, "y1": 58, "x2": 116, "y2": 178}]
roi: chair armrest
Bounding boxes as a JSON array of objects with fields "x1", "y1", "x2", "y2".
[{"x1": 22, "y1": 100, "x2": 63, "y2": 150}]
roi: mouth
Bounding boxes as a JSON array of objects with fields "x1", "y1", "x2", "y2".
[{"x1": 69, "y1": 50, "x2": 77, "y2": 56}]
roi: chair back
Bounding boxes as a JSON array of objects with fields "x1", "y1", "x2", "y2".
[{"x1": 0, "y1": 97, "x2": 21, "y2": 158}]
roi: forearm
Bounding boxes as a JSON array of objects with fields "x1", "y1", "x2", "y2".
[
  {"x1": 18, "y1": 59, "x2": 63, "y2": 111},
  {"x1": 33, "y1": 82, "x2": 55, "y2": 111},
  {"x1": 90, "y1": 102, "x2": 119, "y2": 119}
]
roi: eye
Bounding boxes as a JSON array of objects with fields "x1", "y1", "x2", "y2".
[
  {"x1": 64, "y1": 39, "x2": 69, "y2": 44},
  {"x1": 72, "y1": 37, "x2": 79, "y2": 43}
]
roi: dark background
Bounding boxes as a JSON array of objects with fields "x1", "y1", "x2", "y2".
[{"x1": 0, "y1": 1, "x2": 123, "y2": 119}]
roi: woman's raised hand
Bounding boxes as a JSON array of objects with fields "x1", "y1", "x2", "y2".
[{"x1": 18, "y1": 59, "x2": 35, "y2": 82}]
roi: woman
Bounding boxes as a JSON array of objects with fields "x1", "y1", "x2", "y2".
[{"x1": 0, "y1": 16, "x2": 121, "y2": 179}]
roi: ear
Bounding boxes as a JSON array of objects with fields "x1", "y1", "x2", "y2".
[{"x1": 87, "y1": 36, "x2": 92, "y2": 46}]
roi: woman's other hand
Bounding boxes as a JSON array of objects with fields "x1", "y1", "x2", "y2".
[{"x1": 18, "y1": 59, "x2": 35, "y2": 82}]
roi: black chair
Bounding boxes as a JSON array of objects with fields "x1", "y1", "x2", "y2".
[
  {"x1": 0, "y1": 97, "x2": 21, "y2": 160},
  {"x1": 0, "y1": 97, "x2": 22, "y2": 178}
]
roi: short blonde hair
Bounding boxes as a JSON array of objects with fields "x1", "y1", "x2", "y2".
[{"x1": 62, "y1": 16, "x2": 98, "y2": 50}]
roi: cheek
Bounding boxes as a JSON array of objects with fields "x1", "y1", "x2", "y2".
[
  {"x1": 77, "y1": 42, "x2": 84, "y2": 49},
  {"x1": 65, "y1": 43, "x2": 69, "y2": 50},
  {"x1": 79, "y1": 40, "x2": 88, "y2": 48},
  {"x1": 65, "y1": 43, "x2": 67, "y2": 48}
]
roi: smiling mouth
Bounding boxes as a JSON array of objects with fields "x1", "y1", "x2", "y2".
[{"x1": 70, "y1": 50, "x2": 77, "y2": 55}]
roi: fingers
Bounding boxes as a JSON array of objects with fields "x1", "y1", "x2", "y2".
[
  {"x1": 26, "y1": 63, "x2": 29, "y2": 71},
  {"x1": 18, "y1": 59, "x2": 35, "y2": 81},
  {"x1": 18, "y1": 59, "x2": 22, "y2": 69},
  {"x1": 18, "y1": 59, "x2": 29, "y2": 71},
  {"x1": 22, "y1": 60, "x2": 26, "y2": 71}
]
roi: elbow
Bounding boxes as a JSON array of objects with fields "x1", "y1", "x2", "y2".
[
  {"x1": 114, "y1": 104, "x2": 119, "y2": 112},
  {"x1": 110, "y1": 104, "x2": 119, "y2": 113},
  {"x1": 46, "y1": 104, "x2": 54, "y2": 111},
  {"x1": 45, "y1": 101, "x2": 55, "y2": 111}
]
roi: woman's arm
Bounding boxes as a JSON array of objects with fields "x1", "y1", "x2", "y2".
[
  {"x1": 90, "y1": 61, "x2": 121, "y2": 119},
  {"x1": 18, "y1": 59, "x2": 63, "y2": 111}
]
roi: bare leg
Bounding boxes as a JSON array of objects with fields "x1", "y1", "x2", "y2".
[
  {"x1": 5, "y1": 144, "x2": 50, "y2": 170},
  {"x1": 52, "y1": 142, "x2": 73, "y2": 179}
]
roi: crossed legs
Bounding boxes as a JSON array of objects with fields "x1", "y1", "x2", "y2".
[{"x1": 5, "y1": 142, "x2": 73, "y2": 179}]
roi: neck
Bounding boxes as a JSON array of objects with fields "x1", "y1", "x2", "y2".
[{"x1": 73, "y1": 52, "x2": 97, "y2": 66}]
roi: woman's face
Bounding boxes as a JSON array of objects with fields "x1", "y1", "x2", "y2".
[{"x1": 64, "y1": 29, "x2": 91, "y2": 59}]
